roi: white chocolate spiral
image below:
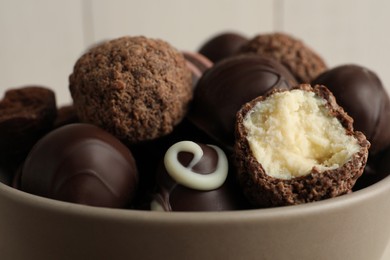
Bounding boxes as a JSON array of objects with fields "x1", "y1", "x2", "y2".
[{"x1": 163, "y1": 141, "x2": 228, "y2": 191}]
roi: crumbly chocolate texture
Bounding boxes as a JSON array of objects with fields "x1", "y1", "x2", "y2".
[
  {"x1": 0, "y1": 86, "x2": 57, "y2": 168},
  {"x1": 234, "y1": 84, "x2": 370, "y2": 207},
  {"x1": 69, "y1": 36, "x2": 192, "y2": 143},
  {"x1": 239, "y1": 33, "x2": 327, "y2": 83}
]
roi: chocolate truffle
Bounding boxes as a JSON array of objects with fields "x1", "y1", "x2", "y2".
[
  {"x1": 54, "y1": 105, "x2": 79, "y2": 128},
  {"x1": 239, "y1": 32, "x2": 327, "y2": 83},
  {"x1": 198, "y1": 32, "x2": 248, "y2": 63},
  {"x1": 234, "y1": 84, "x2": 369, "y2": 207},
  {"x1": 21, "y1": 123, "x2": 138, "y2": 208},
  {"x1": 312, "y1": 64, "x2": 390, "y2": 155},
  {"x1": 69, "y1": 36, "x2": 192, "y2": 144},
  {"x1": 188, "y1": 54, "x2": 297, "y2": 150},
  {"x1": 183, "y1": 51, "x2": 213, "y2": 88},
  {"x1": 151, "y1": 141, "x2": 246, "y2": 211},
  {"x1": 0, "y1": 86, "x2": 57, "y2": 169}
]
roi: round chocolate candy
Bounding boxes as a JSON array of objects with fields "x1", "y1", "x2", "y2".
[
  {"x1": 151, "y1": 141, "x2": 246, "y2": 211},
  {"x1": 312, "y1": 64, "x2": 390, "y2": 155},
  {"x1": 183, "y1": 51, "x2": 213, "y2": 89},
  {"x1": 187, "y1": 54, "x2": 297, "y2": 150},
  {"x1": 198, "y1": 31, "x2": 248, "y2": 63},
  {"x1": 20, "y1": 123, "x2": 138, "y2": 208}
]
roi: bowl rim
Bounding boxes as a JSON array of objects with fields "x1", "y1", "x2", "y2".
[{"x1": 1, "y1": 175, "x2": 390, "y2": 223}]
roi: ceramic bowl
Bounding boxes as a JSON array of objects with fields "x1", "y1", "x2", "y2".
[{"x1": 0, "y1": 174, "x2": 390, "y2": 260}]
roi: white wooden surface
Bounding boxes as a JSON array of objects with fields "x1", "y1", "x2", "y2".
[{"x1": 0, "y1": 0, "x2": 389, "y2": 105}]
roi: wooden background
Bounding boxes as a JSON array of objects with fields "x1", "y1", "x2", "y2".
[{"x1": 1, "y1": 0, "x2": 389, "y2": 105}]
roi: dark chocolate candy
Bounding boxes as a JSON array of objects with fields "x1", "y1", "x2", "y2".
[
  {"x1": 354, "y1": 146, "x2": 390, "y2": 191},
  {"x1": 187, "y1": 54, "x2": 297, "y2": 150},
  {"x1": 151, "y1": 141, "x2": 247, "y2": 211},
  {"x1": 0, "y1": 86, "x2": 57, "y2": 170},
  {"x1": 21, "y1": 123, "x2": 138, "y2": 208},
  {"x1": 312, "y1": 64, "x2": 390, "y2": 154},
  {"x1": 198, "y1": 32, "x2": 248, "y2": 63},
  {"x1": 183, "y1": 51, "x2": 213, "y2": 89}
]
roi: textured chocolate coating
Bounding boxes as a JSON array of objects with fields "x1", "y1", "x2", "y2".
[
  {"x1": 188, "y1": 54, "x2": 297, "y2": 150},
  {"x1": 21, "y1": 123, "x2": 138, "y2": 208},
  {"x1": 69, "y1": 36, "x2": 192, "y2": 144},
  {"x1": 234, "y1": 85, "x2": 370, "y2": 207},
  {"x1": 183, "y1": 51, "x2": 213, "y2": 88},
  {"x1": 239, "y1": 33, "x2": 327, "y2": 83},
  {"x1": 312, "y1": 64, "x2": 390, "y2": 155},
  {"x1": 151, "y1": 141, "x2": 246, "y2": 211},
  {"x1": 0, "y1": 86, "x2": 57, "y2": 170},
  {"x1": 198, "y1": 32, "x2": 248, "y2": 63}
]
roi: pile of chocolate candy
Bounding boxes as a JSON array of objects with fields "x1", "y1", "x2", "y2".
[{"x1": 1, "y1": 31, "x2": 389, "y2": 211}]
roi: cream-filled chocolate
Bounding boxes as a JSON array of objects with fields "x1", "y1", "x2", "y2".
[
  {"x1": 243, "y1": 89, "x2": 360, "y2": 180},
  {"x1": 234, "y1": 84, "x2": 370, "y2": 207}
]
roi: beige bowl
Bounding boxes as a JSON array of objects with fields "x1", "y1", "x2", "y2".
[{"x1": 0, "y1": 175, "x2": 390, "y2": 260}]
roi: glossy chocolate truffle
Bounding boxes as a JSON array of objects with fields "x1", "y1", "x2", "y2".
[
  {"x1": 151, "y1": 141, "x2": 246, "y2": 211},
  {"x1": 183, "y1": 51, "x2": 213, "y2": 88},
  {"x1": 198, "y1": 32, "x2": 248, "y2": 63},
  {"x1": 188, "y1": 54, "x2": 297, "y2": 150},
  {"x1": 239, "y1": 32, "x2": 327, "y2": 83},
  {"x1": 21, "y1": 123, "x2": 138, "y2": 208},
  {"x1": 312, "y1": 64, "x2": 390, "y2": 154},
  {"x1": 69, "y1": 36, "x2": 192, "y2": 144},
  {"x1": 234, "y1": 85, "x2": 369, "y2": 207}
]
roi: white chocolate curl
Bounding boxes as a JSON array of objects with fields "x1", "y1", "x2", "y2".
[{"x1": 164, "y1": 141, "x2": 228, "y2": 191}]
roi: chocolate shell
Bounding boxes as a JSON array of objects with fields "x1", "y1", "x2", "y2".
[
  {"x1": 20, "y1": 123, "x2": 139, "y2": 208},
  {"x1": 198, "y1": 32, "x2": 248, "y2": 63},
  {"x1": 312, "y1": 64, "x2": 390, "y2": 155},
  {"x1": 188, "y1": 54, "x2": 297, "y2": 150},
  {"x1": 234, "y1": 84, "x2": 370, "y2": 207},
  {"x1": 182, "y1": 51, "x2": 213, "y2": 89},
  {"x1": 151, "y1": 141, "x2": 247, "y2": 211}
]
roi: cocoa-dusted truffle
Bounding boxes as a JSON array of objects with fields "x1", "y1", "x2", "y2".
[
  {"x1": 234, "y1": 84, "x2": 369, "y2": 207},
  {"x1": 151, "y1": 141, "x2": 247, "y2": 211},
  {"x1": 198, "y1": 32, "x2": 248, "y2": 63},
  {"x1": 21, "y1": 123, "x2": 139, "y2": 208},
  {"x1": 188, "y1": 54, "x2": 297, "y2": 150},
  {"x1": 312, "y1": 64, "x2": 390, "y2": 155},
  {"x1": 239, "y1": 33, "x2": 327, "y2": 83},
  {"x1": 69, "y1": 36, "x2": 192, "y2": 144},
  {"x1": 0, "y1": 86, "x2": 57, "y2": 168}
]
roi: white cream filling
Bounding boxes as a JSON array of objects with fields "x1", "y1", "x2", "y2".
[{"x1": 243, "y1": 89, "x2": 360, "y2": 180}]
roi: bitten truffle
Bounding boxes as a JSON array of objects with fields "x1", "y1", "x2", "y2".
[
  {"x1": 69, "y1": 36, "x2": 192, "y2": 143},
  {"x1": 188, "y1": 54, "x2": 297, "y2": 150},
  {"x1": 239, "y1": 32, "x2": 327, "y2": 83},
  {"x1": 234, "y1": 84, "x2": 369, "y2": 207},
  {"x1": 20, "y1": 123, "x2": 139, "y2": 208},
  {"x1": 312, "y1": 64, "x2": 390, "y2": 155},
  {"x1": 151, "y1": 141, "x2": 246, "y2": 211}
]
